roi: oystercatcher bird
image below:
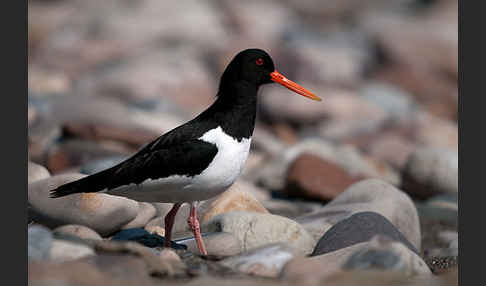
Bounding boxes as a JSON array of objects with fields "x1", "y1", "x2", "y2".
[{"x1": 50, "y1": 48, "x2": 321, "y2": 255}]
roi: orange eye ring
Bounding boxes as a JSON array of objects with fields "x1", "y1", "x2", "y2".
[{"x1": 256, "y1": 58, "x2": 264, "y2": 66}]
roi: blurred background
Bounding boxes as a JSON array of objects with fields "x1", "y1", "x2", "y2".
[
  {"x1": 28, "y1": 0, "x2": 458, "y2": 273},
  {"x1": 28, "y1": 0, "x2": 457, "y2": 170}
]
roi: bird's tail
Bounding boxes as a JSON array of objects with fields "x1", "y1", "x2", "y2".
[{"x1": 49, "y1": 168, "x2": 115, "y2": 198}]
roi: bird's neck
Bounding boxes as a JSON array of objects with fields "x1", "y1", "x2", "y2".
[{"x1": 206, "y1": 81, "x2": 258, "y2": 141}]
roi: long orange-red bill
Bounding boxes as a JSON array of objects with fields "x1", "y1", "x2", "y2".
[{"x1": 270, "y1": 70, "x2": 321, "y2": 101}]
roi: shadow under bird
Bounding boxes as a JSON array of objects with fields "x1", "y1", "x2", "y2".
[{"x1": 50, "y1": 48, "x2": 321, "y2": 255}]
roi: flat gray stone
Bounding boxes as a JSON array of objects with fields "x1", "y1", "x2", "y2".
[{"x1": 311, "y1": 212, "x2": 418, "y2": 256}]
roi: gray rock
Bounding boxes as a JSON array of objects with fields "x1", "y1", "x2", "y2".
[
  {"x1": 178, "y1": 232, "x2": 242, "y2": 257},
  {"x1": 203, "y1": 211, "x2": 316, "y2": 255},
  {"x1": 311, "y1": 212, "x2": 418, "y2": 256},
  {"x1": 402, "y1": 147, "x2": 458, "y2": 199},
  {"x1": 28, "y1": 174, "x2": 139, "y2": 236},
  {"x1": 295, "y1": 179, "x2": 421, "y2": 251},
  {"x1": 28, "y1": 162, "x2": 50, "y2": 184},
  {"x1": 28, "y1": 225, "x2": 53, "y2": 261},
  {"x1": 53, "y1": 224, "x2": 102, "y2": 241},
  {"x1": 121, "y1": 202, "x2": 157, "y2": 229},
  {"x1": 282, "y1": 235, "x2": 430, "y2": 282},
  {"x1": 342, "y1": 235, "x2": 431, "y2": 275},
  {"x1": 49, "y1": 239, "x2": 95, "y2": 262},
  {"x1": 220, "y1": 243, "x2": 301, "y2": 277}
]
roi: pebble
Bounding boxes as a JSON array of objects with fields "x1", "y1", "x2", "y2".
[
  {"x1": 148, "y1": 184, "x2": 269, "y2": 237},
  {"x1": 121, "y1": 202, "x2": 157, "y2": 229},
  {"x1": 283, "y1": 152, "x2": 365, "y2": 202},
  {"x1": 342, "y1": 235, "x2": 431, "y2": 275},
  {"x1": 295, "y1": 179, "x2": 421, "y2": 251},
  {"x1": 180, "y1": 232, "x2": 242, "y2": 257},
  {"x1": 28, "y1": 173, "x2": 139, "y2": 236},
  {"x1": 220, "y1": 243, "x2": 302, "y2": 277},
  {"x1": 53, "y1": 224, "x2": 103, "y2": 241},
  {"x1": 49, "y1": 239, "x2": 96, "y2": 262},
  {"x1": 311, "y1": 212, "x2": 418, "y2": 256},
  {"x1": 282, "y1": 235, "x2": 430, "y2": 282},
  {"x1": 402, "y1": 147, "x2": 458, "y2": 199},
  {"x1": 28, "y1": 161, "x2": 50, "y2": 184},
  {"x1": 199, "y1": 184, "x2": 269, "y2": 225},
  {"x1": 203, "y1": 211, "x2": 316, "y2": 255},
  {"x1": 91, "y1": 239, "x2": 187, "y2": 277},
  {"x1": 28, "y1": 225, "x2": 53, "y2": 261}
]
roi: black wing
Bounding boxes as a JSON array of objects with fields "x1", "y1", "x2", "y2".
[{"x1": 49, "y1": 139, "x2": 218, "y2": 198}]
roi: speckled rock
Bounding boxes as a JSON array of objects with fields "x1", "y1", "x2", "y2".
[
  {"x1": 53, "y1": 224, "x2": 102, "y2": 240},
  {"x1": 122, "y1": 202, "x2": 157, "y2": 229},
  {"x1": 402, "y1": 147, "x2": 458, "y2": 199},
  {"x1": 220, "y1": 243, "x2": 302, "y2": 277},
  {"x1": 28, "y1": 162, "x2": 50, "y2": 184},
  {"x1": 28, "y1": 173, "x2": 139, "y2": 236},
  {"x1": 203, "y1": 211, "x2": 316, "y2": 255},
  {"x1": 295, "y1": 179, "x2": 421, "y2": 251}
]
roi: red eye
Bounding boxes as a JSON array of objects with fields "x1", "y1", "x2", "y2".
[{"x1": 256, "y1": 58, "x2": 264, "y2": 66}]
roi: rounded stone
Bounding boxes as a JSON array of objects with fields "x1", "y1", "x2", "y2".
[
  {"x1": 53, "y1": 224, "x2": 102, "y2": 241},
  {"x1": 295, "y1": 179, "x2": 421, "y2": 251},
  {"x1": 203, "y1": 211, "x2": 316, "y2": 255},
  {"x1": 199, "y1": 185, "x2": 269, "y2": 225},
  {"x1": 28, "y1": 162, "x2": 50, "y2": 184},
  {"x1": 402, "y1": 147, "x2": 458, "y2": 199},
  {"x1": 181, "y1": 232, "x2": 242, "y2": 257},
  {"x1": 28, "y1": 225, "x2": 53, "y2": 261},
  {"x1": 28, "y1": 173, "x2": 139, "y2": 236},
  {"x1": 311, "y1": 212, "x2": 418, "y2": 256},
  {"x1": 122, "y1": 202, "x2": 157, "y2": 229}
]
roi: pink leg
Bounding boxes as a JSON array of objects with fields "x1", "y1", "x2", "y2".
[
  {"x1": 187, "y1": 201, "x2": 207, "y2": 255},
  {"x1": 163, "y1": 203, "x2": 182, "y2": 248}
]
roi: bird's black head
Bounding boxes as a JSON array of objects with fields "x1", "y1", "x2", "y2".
[
  {"x1": 219, "y1": 49, "x2": 275, "y2": 88},
  {"x1": 218, "y1": 48, "x2": 321, "y2": 101}
]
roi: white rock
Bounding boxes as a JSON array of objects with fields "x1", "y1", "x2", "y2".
[{"x1": 203, "y1": 211, "x2": 316, "y2": 255}]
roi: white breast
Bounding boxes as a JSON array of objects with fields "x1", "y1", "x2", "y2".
[{"x1": 194, "y1": 126, "x2": 252, "y2": 192}]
